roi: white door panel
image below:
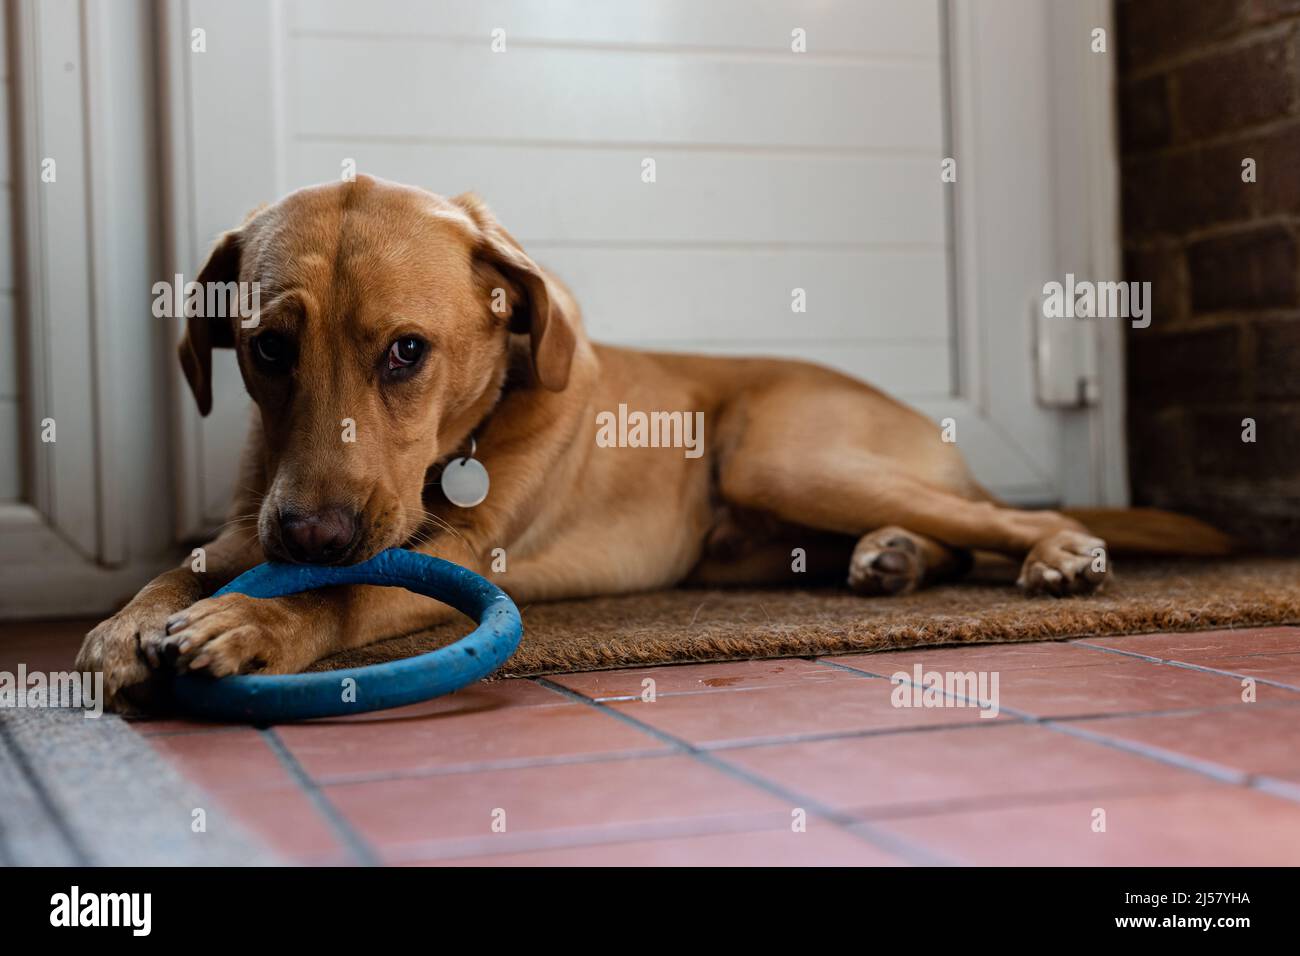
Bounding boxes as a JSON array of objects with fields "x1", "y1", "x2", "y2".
[
  {"x1": 289, "y1": 0, "x2": 942, "y2": 57},
  {"x1": 536, "y1": 247, "x2": 951, "y2": 343},
  {"x1": 291, "y1": 38, "x2": 943, "y2": 151},
  {"x1": 290, "y1": 142, "x2": 946, "y2": 246}
]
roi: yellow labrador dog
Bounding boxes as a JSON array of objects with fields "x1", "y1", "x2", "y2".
[{"x1": 77, "y1": 177, "x2": 1229, "y2": 710}]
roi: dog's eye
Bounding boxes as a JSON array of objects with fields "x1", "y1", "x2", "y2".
[
  {"x1": 386, "y1": 337, "x2": 426, "y2": 373},
  {"x1": 252, "y1": 332, "x2": 292, "y2": 371}
]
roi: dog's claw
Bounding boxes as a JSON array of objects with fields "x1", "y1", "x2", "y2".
[{"x1": 1018, "y1": 530, "x2": 1109, "y2": 596}]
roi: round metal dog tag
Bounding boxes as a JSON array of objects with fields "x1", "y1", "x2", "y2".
[{"x1": 442, "y1": 457, "x2": 490, "y2": 508}]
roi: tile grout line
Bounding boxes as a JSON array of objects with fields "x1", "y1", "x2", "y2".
[
  {"x1": 531, "y1": 677, "x2": 956, "y2": 866},
  {"x1": 818, "y1": 656, "x2": 1300, "y2": 806},
  {"x1": 818, "y1": 654, "x2": 1300, "y2": 722},
  {"x1": 306, "y1": 723, "x2": 1024, "y2": 790},
  {"x1": 569, "y1": 682, "x2": 849, "y2": 703},
  {"x1": 381, "y1": 815, "x2": 805, "y2": 865},
  {"x1": 317, "y1": 704, "x2": 1278, "y2": 789},
  {"x1": 144, "y1": 677, "x2": 1289, "y2": 793},
  {"x1": 687, "y1": 717, "x2": 1026, "y2": 750},
  {"x1": 276, "y1": 690, "x2": 1299, "y2": 790},
  {"x1": 258, "y1": 727, "x2": 382, "y2": 867},
  {"x1": 1036, "y1": 720, "x2": 1245, "y2": 785},
  {"x1": 1069, "y1": 637, "x2": 1300, "y2": 663},
  {"x1": 1253, "y1": 775, "x2": 1300, "y2": 801},
  {"x1": 318, "y1": 746, "x2": 676, "y2": 787},
  {"x1": 843, "y1": 779, "x2": 1226, "y2": 823},
  {"x1": 1070, "y1": 639, "x2": 1300, "y2": 693},
  {"x1": 316, "y1": 717, "x2": 1083, "y2": 789}
]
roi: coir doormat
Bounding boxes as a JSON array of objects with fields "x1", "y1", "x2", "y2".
[{"x1": 311, "y1": 558, "x2": 1300, "y2": 677}]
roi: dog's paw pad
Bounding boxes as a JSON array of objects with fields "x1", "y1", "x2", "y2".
[{"x1": 849, "y1": 528, "x2": 924, "y2": 596}]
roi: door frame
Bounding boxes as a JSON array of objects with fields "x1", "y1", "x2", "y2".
[
  {"x1": 6, "y1": 0, "x2": 104, "y2": 562},
  {"x1": 159, "y1": 0, "x2": 285, "y2": 539},
  {"x1": 941, "y1": 0, "x2": 1128, "y2": 506}
]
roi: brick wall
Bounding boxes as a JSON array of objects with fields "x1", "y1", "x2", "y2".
[{"x1": 1119, "y1": 0, "x2": 1300, "y2": 551}]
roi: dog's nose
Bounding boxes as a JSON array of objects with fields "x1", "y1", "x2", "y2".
[{"x1": 278, "y1": 507, "x2": 360, "y2": 564}]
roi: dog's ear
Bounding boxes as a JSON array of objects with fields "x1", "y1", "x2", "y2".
[
  {"x1": 178, "y1": 229, "x2": 242, "y2": 416},
  {"x1": 454, "y1": 193, "x2": 576, "y2": 391}
]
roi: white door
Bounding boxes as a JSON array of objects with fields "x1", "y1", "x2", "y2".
[
  {"x1": 1, "y1": 0, "x2": 176, "y2": 618},
  {"x1": 161, "y1": 0, "x2": 1127, "y2": 541}
]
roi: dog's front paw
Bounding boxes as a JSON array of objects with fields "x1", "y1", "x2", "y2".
[
  {"x1": 77, "y1": 600, "x2": 183, "y2": 713},
  {"x1": 1017, "y1": 530, "x2": 1109, "y2": 596},
  {"x1": 159, "y1": 592, "x2": 310, "y2": 677}
]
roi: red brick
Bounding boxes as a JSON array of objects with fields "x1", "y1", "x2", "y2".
[
  {"x1": 1125, "y1": 407, "x2": 1191, "y2": 491},
  {"x1": 1187, "y1": 225, "x2": 1298, "y2": 312},
  {"x1": 1244, "y1": 121, "x2": 1300, "y2": 215},
  {"x1": 1255, "y1": 317, "x2": 1300, "y2": 397},
  {"x1": 1190, "y1": 407, "x2": 1300, "y2": 479},
  {"x1": 1117, "y1": 0, "x2": 1245, "y2": 73},
  {"x1": 1122, "y1": 147, "x2": 1251, "y2": 237},
  {"x1": 1127, "y1": 324, "x2": 1245, "y2": 404},
  {"x1": 1247, "y1": 0, "x2": 1300, "y2": 25},
  {"x1": 1173, "y1": 35, "x2": 1296, "y2": 140},
  {"x1": 1120, "y1": 5, "x2": 1300, "y2": 553},
  {"x1": 1119, "y1": 74, "x2": 1173, "y2": 152},
  {"x1": 1123, "y1": 243, "x2": 1186, "y2": 323}
]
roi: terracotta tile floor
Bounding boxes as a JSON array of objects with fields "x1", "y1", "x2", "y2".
[{"x1": 6, "y1": 620, "x2": 1300, "y2": 865}]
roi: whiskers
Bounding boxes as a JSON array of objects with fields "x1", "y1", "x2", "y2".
[
  {"x1": 401, "y1": 503, "x2": 476, "y2": 563},
  {"x1": 213, "y1": 485, "x2": 476, "y2": 565},
  {"x1": 213, "y1": 486, "x2": 269, "y2": 540},
  {"x1": 213, "y1": 509, "x2": 263, "y2": 537}
]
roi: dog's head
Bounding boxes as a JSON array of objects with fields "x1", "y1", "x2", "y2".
[{"x1": 179, "y1": 176, "x2": 577, "y2": 564}]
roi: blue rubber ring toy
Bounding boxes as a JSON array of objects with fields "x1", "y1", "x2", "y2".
[{"x1": 167, "y1": 548, "x2": 522, "y2": 723}]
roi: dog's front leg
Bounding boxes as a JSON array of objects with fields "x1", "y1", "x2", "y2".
[
  {"x1": 159, "y1": 561, "x2": 466, "y2": 680},
  {"x1": 75, "y1": 530, "x2": 263, "y2": 711},
  {"x1": 159, "y1": 587, "x2": 354, "y2": 677}
]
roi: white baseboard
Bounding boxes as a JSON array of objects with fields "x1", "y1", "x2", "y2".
[{"x1": 0, "y1": 555, "x2": 180, "y2": 620}]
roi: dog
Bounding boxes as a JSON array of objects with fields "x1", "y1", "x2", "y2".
[{"x1": 76, "y1": 176, "x2": 1231, "y2": 711}]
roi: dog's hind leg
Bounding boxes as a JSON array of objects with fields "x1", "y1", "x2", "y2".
[{"x1": 715, "y1": 412, "x2": 1107, "y2": 596}]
